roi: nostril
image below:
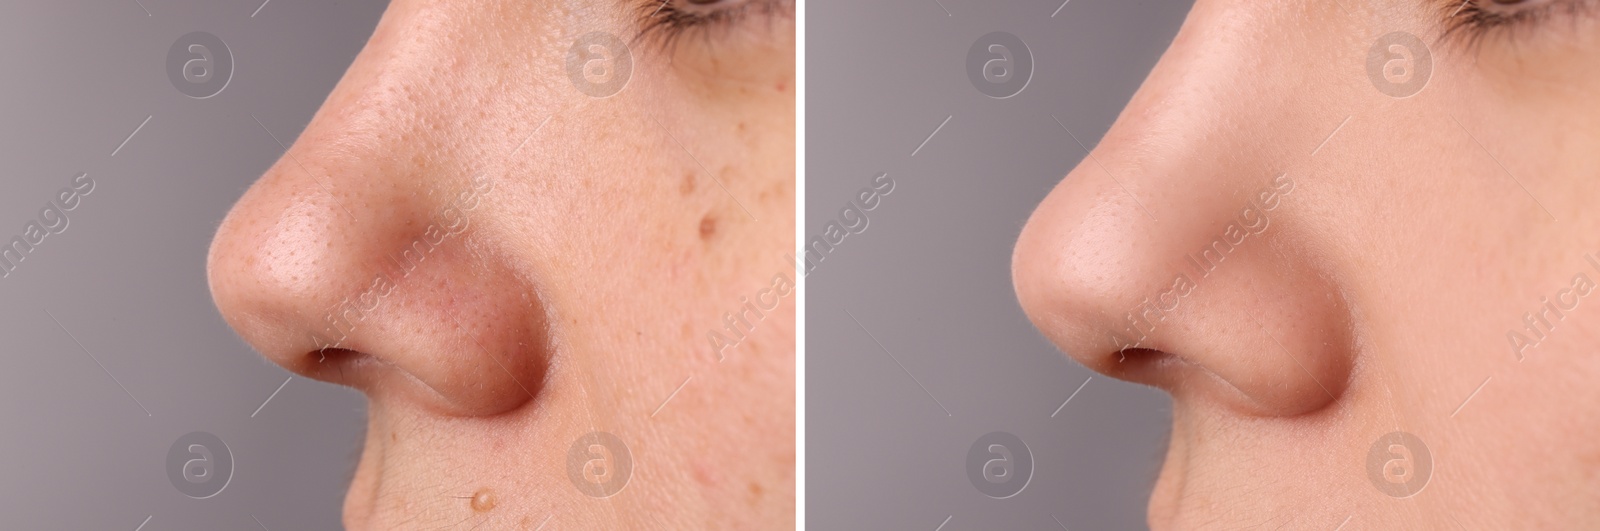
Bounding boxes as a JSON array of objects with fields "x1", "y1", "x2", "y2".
[
  {"x1": 300, "y1": 347, "x2": 381, "y2": 387},
  {"x1": 1105, "y1": 347, "x2": 1190, "y2": 386},
  {"x1": 1101, "y1": 346, "x2": 1271, "y2": 413},
  {"x1": 1116, "y1": 347, "x2": 1164, "y2": 363},
  {"x1": 315, "y1": 347, "x2": 361, "y2": 363}
]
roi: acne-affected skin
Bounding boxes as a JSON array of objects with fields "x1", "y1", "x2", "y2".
[
  {"x1": 1013, "y1": 1, "x2": 1600, "y2": 528},
  {"x1": 206, "y1": 1, "x2": 794, "y2": 529}
]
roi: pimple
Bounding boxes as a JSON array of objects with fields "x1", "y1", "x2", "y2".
[
  {"x1": 471, "y1": 488, "x2": 496, "y2": 513},
  {"x1": 692, "y1": 460, "x2": 718, "y2": 487}
]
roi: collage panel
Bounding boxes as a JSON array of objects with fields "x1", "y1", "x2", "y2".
[{"x1": 1, "y1": 0, "x2": 793, "y2": 529}]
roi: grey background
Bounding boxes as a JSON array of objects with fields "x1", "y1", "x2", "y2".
[
  {"x1": 0, "y1": 0, "x2": 385, "y2": 528},
  {"x1": 806, "y1": 0, "x2": 1193, "y2": 529}
]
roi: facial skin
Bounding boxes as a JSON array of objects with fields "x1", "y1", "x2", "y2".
[
  {"x1": 206, "y1": 1, "x2": 794, "y2": 529},
  {"x1": 1013, "y1": 0, "x2": 1600, "y2": 528}
]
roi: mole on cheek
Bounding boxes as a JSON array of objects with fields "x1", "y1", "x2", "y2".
[
  {"x1": 748, "y1": 481, "x2": 765, "y2": 506},
  {"x1": 681, "y1": 171, "x2": 697, "y2": 196},
  {"x1": 471, "y1": 488, "x2": 496, "y2": 513},
  {"x1": 699, "y1": 215, "x2": 717, "y2": 241}
]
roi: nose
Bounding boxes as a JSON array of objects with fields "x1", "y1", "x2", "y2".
[
  {"x1": 206, "y1": 101, "x2": 549, "y2": 418},
  {"x1": 1011, "y1": 11, "x2": 1354, "y2": 417}
]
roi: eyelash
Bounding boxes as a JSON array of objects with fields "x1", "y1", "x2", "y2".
[
  {"x1": 635, "y1": 0, "x2": 787, "y2": 49},
  {"x1": 1442, "y1": 0, "x2": 1590, "y2": 46}
]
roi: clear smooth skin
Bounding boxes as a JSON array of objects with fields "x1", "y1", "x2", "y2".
[
  {"x1": 206, "y1": 1, "x2": 794, "y2": 528},
  {"x1": 1014, "y1": 0, "x2": 1600, "y2": 528}
]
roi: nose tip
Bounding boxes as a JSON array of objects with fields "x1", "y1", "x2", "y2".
[
  {"x1": 1014, "y1": 156, "x2": 1352, "y2": 417},
  {"x1": 207, "y1": 145, "x2": 547, "y2": 417},
  {"x1": 1011, "y1": 175, "x2": 1165, "y2": 369}
]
